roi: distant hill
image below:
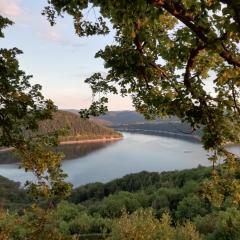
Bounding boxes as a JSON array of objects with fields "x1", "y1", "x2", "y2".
[
  {"x1": 63, "y1": 109, "x2": 112, "y2": 126},
  {"x1": 63, "y1": 110, "x2": 201, "y2": 141},
  {"x1": 92, "y1": 111, "x2": 181, "y2": 125},
  {"x1": 93, "y1": 111, "x2": 148, "y2": 125},
  {"x1": 64, "y1": 110, "x2": 179, "y2": 125},
  {"x1": 114, "y1": 122, "x2": 202, "y2": 142},
  {"x1": 38, "y1": 110, "x2": 122, "y2": 142}
]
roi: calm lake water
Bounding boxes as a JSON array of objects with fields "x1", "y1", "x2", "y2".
[{"x1": 0, "y1": 132, "x2": 239, "y2": 187}]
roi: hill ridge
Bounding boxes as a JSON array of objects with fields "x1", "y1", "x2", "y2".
[{"x1": 38, "y1": 110, "x2": 122, "y2": 142}]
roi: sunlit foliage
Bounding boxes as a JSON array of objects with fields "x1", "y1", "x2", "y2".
[{"x1": 44, "y1": 0, "x2": 240, "y2": 206}]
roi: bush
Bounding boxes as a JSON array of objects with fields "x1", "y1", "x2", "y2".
[{"x1": 110, "y1": 208, "x2": 202, "y2": 240}]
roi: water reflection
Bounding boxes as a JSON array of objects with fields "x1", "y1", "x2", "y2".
[
  {"x1": 0, "y1": 141, "x2": 117, "y2": 164},
  {"x1": 0, "y1": 150, "x2": 20, "y2": 164},
  {"x1": 55, "y1": 142, "x2": 116, "y2": 160}
]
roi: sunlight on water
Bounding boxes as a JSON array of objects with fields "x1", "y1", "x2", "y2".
[{"x1": 0, "y1": 132, "x2": 239, "y2": 187}]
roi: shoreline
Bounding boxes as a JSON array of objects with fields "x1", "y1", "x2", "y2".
[
  {"x1": 60, "y1": 136, "x2": 123, "y2": 145},
  {"x1": 0, "y1": 136, "x2": 123, "y2": 153},
  {"x1": 117, "y1": 129, "x2": 201, "y2": 143},
  {"x1": 0, "y1": 133, "x2": 239, "y2": 153},
  {"x1": 0, "y1": 147, "x2": 14, "y2": 153}
]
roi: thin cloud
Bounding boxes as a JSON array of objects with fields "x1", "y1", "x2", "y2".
[
  {"x1": 38, "y1": 27, "x2": 87, "y2": 48},
  {"x1": 42, "y1": 28, "x2": 61, "y2": 42},
  {"x1": 0, "y1": 0, "x2": 23, "y2": 20}
]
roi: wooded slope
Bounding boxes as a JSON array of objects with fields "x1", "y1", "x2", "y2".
[{"x1": 38, "y1": 110, "x2": 122, "y2": 141}]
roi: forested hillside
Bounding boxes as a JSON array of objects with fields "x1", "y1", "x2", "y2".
[
  {"x1": 0, "y1": 111, "x2": 121, "y2": 164},
  {"x1": 38, "y1": 110, "x2": 122, "y2": 142},
  {"x1": 1, "y1": 166, "x2": 240, "y2": 239},
  {"x1": 0, "y1": 175, "x2": 31, "y2": 210}
]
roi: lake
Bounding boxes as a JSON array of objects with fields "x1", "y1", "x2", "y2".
[{"x1": 0, "y1": 132, "x2": 239, "y2": 187}]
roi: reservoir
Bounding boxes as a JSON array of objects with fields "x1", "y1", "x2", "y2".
[{"x1": 0, "y1": 132, "x2": 239, "y2": 187}]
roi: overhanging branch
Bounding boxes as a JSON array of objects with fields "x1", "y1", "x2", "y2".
[{"x1": 147, "y1": 0, "x2": 240, "y2": 67}]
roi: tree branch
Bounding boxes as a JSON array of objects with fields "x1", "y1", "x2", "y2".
[
  {"x1": 220, "y1": 0, "x2": 240, "y2": 30},
  {"x1": 230, "y1": 79, "x2": 240, "y2": 116},
  {"x1": 184, "y1": 44, "x2": 206, "y2": 91},
  {"x1": 147, "y1": 0, "x2": 240, "y2": 67}
]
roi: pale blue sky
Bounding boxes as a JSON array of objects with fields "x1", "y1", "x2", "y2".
[{"x1": 0, "y1": 0, "x2": 133, "y2": 110}]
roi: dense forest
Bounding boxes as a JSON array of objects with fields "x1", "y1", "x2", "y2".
[
  {"x1": 38, "y1": 111, "x2": 122, "y2": 142},
  {"x1": 1, "y1": 166, "x2": 240, "y2": 239}
]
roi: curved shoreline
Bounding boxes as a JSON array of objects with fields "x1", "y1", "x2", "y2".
[
  {"x1": 60, "y1": 136, "x2": 123, "y2": 145},
  {"x1": 0, "y1": 136, "x2": 123, "y2": 153},
  {"x1": 117, "y1": 128, "x2": 201, "y2": 143}
]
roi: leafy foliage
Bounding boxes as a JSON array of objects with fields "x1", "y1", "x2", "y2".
[
  {"x1": 110, "y1": 209, "x2": 201, "y2": 240},
  {"x1": 0, "y1": 16, "x2": 71, "y2": 204},
  {"x1": 44, "y1": 0, "x2": 240, "y2": 206},
  {"x1": 2, "y1": 166, "x2": 240, "y2": 239},
  {"x1": 0, "y1": 175, "x2": 31, "y2": 210}
]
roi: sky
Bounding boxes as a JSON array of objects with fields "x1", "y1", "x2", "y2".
[{"x1": 0, "y1": 0, "x2": 134, "y2": 110}]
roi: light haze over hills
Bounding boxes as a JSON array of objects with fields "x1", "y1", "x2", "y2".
[{"x1": 64, "y1": 109, "x2": 180, "y2": 125}]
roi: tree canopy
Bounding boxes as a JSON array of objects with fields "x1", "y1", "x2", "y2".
[
  {"x1": 43, "y1": 0, "x2": 240, "y2": 205},
  {"x1": 0, "y1": 16, "x2": 71, "y2": 203}
]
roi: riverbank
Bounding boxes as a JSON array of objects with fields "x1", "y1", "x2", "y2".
[
  {"x1": 60, "y1": 136, "x2": 123, "y2": 145},
  {"x1": 0, "y1": 136, "x2": 123, "y2": 153},
  {"x1": 0, "y1": 147, "x2": 14, "y2": 153},
  {"x1": 116, "y1": 128, "x2": 201, "y2": 143}
]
